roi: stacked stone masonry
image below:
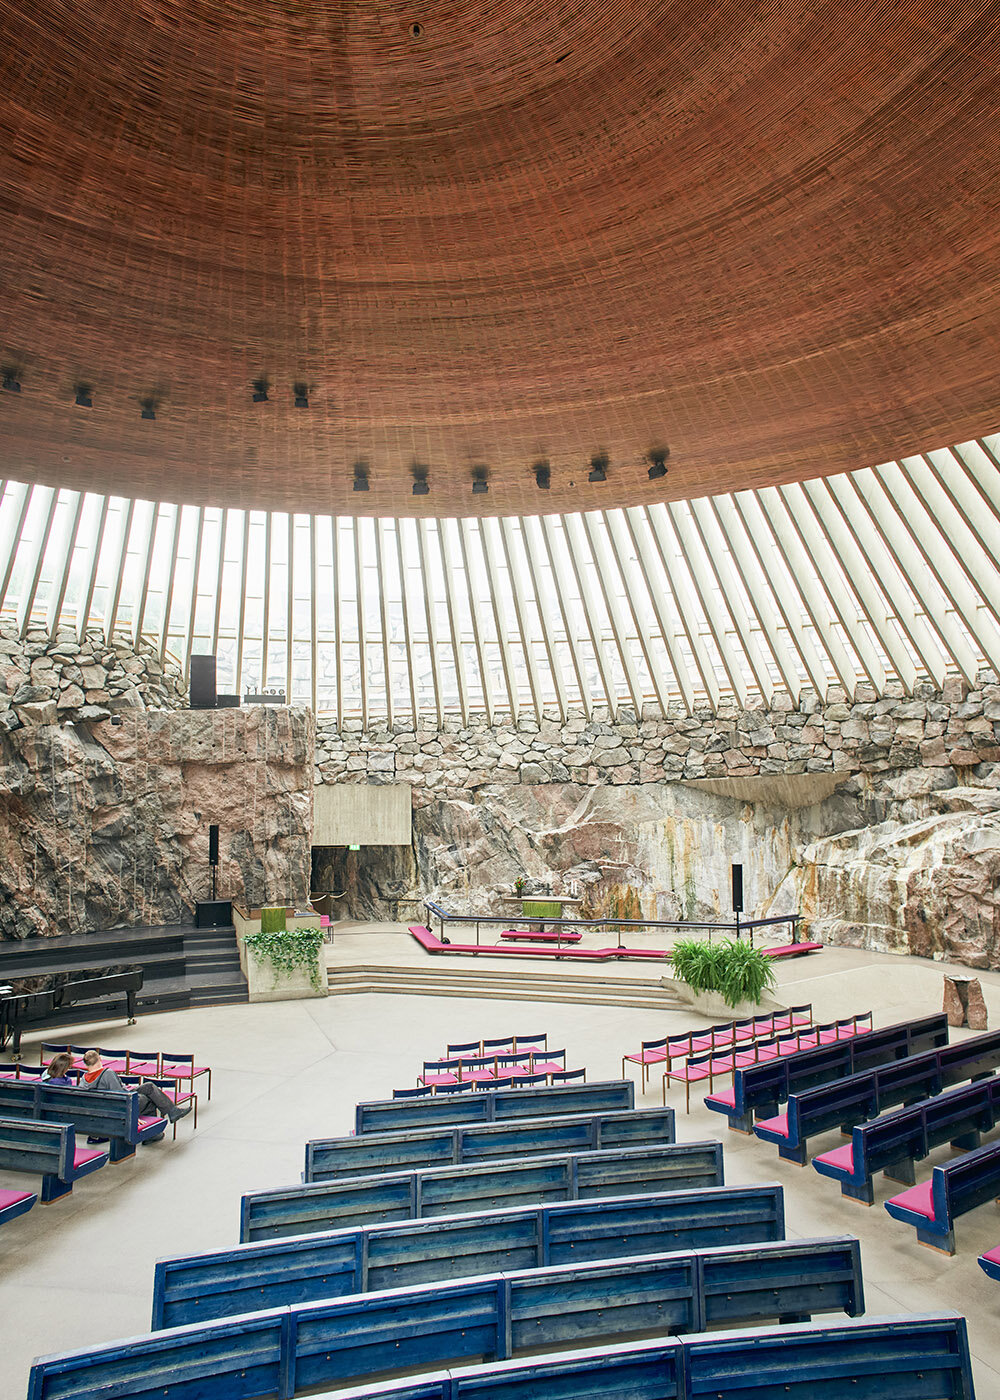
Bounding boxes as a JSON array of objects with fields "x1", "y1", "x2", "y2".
[{"x1": 314, "y1": 673, "x2": 1000, "y2": 805}]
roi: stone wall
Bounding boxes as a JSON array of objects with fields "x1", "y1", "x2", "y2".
[
  {"x1": 313, "y1": 673, "x2": 1000, "y2": 968},
  {"x1": 0, "y1": 621, "x2": 186, "y2": 728},
  {"x1": 0, "y1": 707, "x2": 314, "y2": 938}
]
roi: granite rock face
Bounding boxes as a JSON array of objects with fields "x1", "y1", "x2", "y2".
[
  {"x1": 0, "y1": 708, "x2": 314, "y2": 937},
  {"x1": 780, "y1": 788, "x2": 1000, "y2": 969}
]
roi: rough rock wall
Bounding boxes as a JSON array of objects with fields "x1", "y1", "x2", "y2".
[
  {"x1": 313, "y1": 672, "x2": 1000, "y2": 968},
  {"x1": 0, "y1": 707, "x2": 314, "y2": 937},
  {"x1": 0, "y1": 622, "x2": 186, "y2": 728}
]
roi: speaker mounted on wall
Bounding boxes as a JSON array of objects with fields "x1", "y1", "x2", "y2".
[{"x1": 190, "y1": 654, "x2": 217, "y2": 710}]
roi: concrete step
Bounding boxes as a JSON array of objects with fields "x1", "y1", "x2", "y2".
[{"x1": 327, "y1": 964, "x2": 684, "y2": 1011}]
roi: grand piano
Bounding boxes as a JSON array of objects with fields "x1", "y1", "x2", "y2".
[{"x1": 0, "y1": 969, "x2": 143, "y2": 1058}]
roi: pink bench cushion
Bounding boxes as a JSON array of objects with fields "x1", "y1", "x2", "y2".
[
  {"x1": 705, "y1": 1087, "x2": 735, "y2": 1107},
  {"x1": 73, "y1": 1145, "x2": 108, "y2": 1168},
  {"x1": 982, "y1": 1246, "x2": 1000, "y2": 1265},
  {"x1": 138, "y1": 1115, "x2": 169, "y2": 1130},
  {"x1": 887, "y1": 1179, "x2": 936, "y2": 1219},
  {"x1": 755, "y1": 1112, "x2": 789, "y2": 1138},
  {"x1": 161, "y1": 1063, "x2": 208, "y2": 1078},
  {"x1": 814, "y1": 1142, "x2": 854, "y2": 1173},
  {"x1": 0, "y1": 1188, "x2": 34, "y2": 1208}
]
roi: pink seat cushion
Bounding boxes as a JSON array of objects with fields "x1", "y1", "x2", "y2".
[
  {"x1": 532, "y1": 1061, "x2": 563, "y2": 1074},
  {"x1": 460, "y1": 1070, "x2": 496, "y2": 1082},
  {"x1": 73, "y1": 1145, "x2": 107, "y2": 1167},
  {"x1": 162, "y1": 1063, "x2": 207, "y2": 1077},
  {"x1": 689, "y1": 1037, "x2": 713, "y2": 1052},
  {"x1": 755, "y1": 1112, "x2": 789, "y2": 1138},
  {"x1": 421, "y1": 1074, "x2": 458, "y2": 1086},
  {"x1": 732, "y1": 1051, "x2": 758, "y2": 1067},
  {"x1": 667, "y1": 1065, "x2": 713, "y2": 1083},
  {"x1": 0, "y1": 1188, "x2": 34, "y2": 1207},
  {"x1": 129, "y1": 1060, "x2": 159, "y2": 1075},
  {"x1": 814, "y1": 1142, "x2": 854, "y2": 1173},
  {"x1": 705, "y1": 1087, "x2": 736, "y2": 1107},
  {"x1": 138, "y1": 1115, "x2": 168, "y2": 1128},
  {"x1": 982, "y1": 1246, "x2": 1000, "y2": 1265},
  {"x1": 888, "y1": 1179, "x2": 936, "y2": 1219}
]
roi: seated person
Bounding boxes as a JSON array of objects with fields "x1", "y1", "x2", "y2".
[
  {"x1": 41, "y1": 1052, "x2": 75, "y2": 1086},
  {"x1": 80, "y1": 1049, "x2": 192, "y2": 1127}
]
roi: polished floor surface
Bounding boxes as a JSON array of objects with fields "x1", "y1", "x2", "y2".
[{"x1": 1, "y1": 934, "x2": 999, "y2": 1396}]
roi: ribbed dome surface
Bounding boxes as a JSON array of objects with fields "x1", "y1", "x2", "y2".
[{"x1": 1, "y1": 0, "x2": 1000, "y2": 515}]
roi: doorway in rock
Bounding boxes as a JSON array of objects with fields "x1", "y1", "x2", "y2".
[{"x1": 311, "y1": 844, "x2": 417, "y2": 922}]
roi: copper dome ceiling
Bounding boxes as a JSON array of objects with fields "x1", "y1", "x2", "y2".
[{"x1": 1, "y1": 0, "x2": 1000, "y2": 517}]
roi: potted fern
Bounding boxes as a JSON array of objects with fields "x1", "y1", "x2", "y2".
[{"x1": 666, "y1": 937, "x2": 777, "y2": 1015}]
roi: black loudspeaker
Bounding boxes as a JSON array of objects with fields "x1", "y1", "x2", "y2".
[
  {"x1": 195, "y1": 900, "x2": 232, "y2": 928},
  {"x1": 731, "y1": 863, "x2": 744, "y2": 914},
  {"x1": 208, "y1": 824, "x2": 219, "y2": 867},
  {"x1": 190, "y1": 654, "x2": 217, "y2": 710}
]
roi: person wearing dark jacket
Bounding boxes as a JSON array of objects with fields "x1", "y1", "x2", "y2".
[{"x1": 80, "y1": 1049, "x2": 192, "y2": 1124}]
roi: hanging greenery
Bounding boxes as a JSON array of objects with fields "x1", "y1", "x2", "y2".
[
  {"x1": 670, "y1": 937, "x2": 776, "y2": 1008},
  {"x1": 244, "y1": 927, "x2": 325, "y2": 991}
]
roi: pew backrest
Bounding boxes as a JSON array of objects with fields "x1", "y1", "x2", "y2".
[
  {"x1": 33, "y1": 1238, "x2": 864, "y2": 1400},
  {"x1": 92, "y1": 1316, "x2": 973, "y2": 1400},
  {"x1": 354, "y1": 1080, "x2": 634, "y2": 1134},
  {"x1": 155, "y1": 1183, "x2": 786, "y2": 1329},
  {"x1": 0, "y1": 1116, "x2": 72, "y2": 1180},
  {"x1": 242, "y1": 1140, "x2": 724, "y2": 1242},
  {"x1": 305, "y1": 1106, "x2": 676, "y2": 1182}
]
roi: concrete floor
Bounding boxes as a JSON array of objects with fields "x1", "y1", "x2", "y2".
[{"x1": 2, "y1": 931, "x2": 1000, "y2": 1397}]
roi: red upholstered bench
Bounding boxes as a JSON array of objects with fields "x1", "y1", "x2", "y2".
[
  {"x1": 499, "y1": 929, "x2": 582, "y2": 943},
  {"x1": 0, "y1": 1187, "x2": 36, "y2": 1226}
]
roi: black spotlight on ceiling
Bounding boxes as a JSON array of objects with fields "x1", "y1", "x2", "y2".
[
  {"x1": 471, "y1": 465, "x2": 489, "y2": 495},
  {"x1": 588, "y1": 452, "x2": 609, "y2": 483},
  {"x1": 534, "y1": 460, "x2": 551, "y2": 490},
  {"x1": 139, "y1": 394, "x2": 157, "y2": 420},
  {"x1": 411, "y1": 464, "x2": 430, "y2": 496},
  {"x1": 353, "y1": 460, "x2": 370, "y2": 492},
  {"x1": 647, "y1": 445, "x2": 670, "y2": 480},
  {"x1": 1, "y1": 367, "x2": 21, "y2": 393},
  {"x1": 293, "y1": 381, "x2": 309, "y2": 408},
  {"x1": 251, "y1": 377, "x2": 269, "y2": 403},
  {"x1": 74, "y1": 383, "x2": 93, "y2": 408}
]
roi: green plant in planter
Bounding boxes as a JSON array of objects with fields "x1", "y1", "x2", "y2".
[
  {"x1": 244, "y1": 927, "x2": 325, "y2": 991},
  {"x1": 670, "y1": 937, "x2": 776, "y2": 1008}
]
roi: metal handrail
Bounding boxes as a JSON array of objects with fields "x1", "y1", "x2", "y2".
[{"x1": 424, "y1": 899, "x2": 801, "y2": 950}]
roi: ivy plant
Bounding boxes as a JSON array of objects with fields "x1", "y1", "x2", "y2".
[{"x1": 244, "y1": 927, "x2": 325, "y2": 991}]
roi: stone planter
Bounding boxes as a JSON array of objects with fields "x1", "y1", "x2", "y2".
[
  {"x1": 661, "y1": 977, "x2": 781, "y2": 1020},
  {"x1": 236, "y1": 922, "x2": 328, "y2": 1003}
]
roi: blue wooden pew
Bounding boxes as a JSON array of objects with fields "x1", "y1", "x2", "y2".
[
  {"x1": 0, "y1": 1078, "x2": 167, "y2": 1162},
  {"x1": 305, "y1": 1106, "x2": 675, "y2": 1182},
  {"x1": 704, "y1": 1012, "x2": 950, "y2": 1134},
  {"x1": 756, "y1": 1035, "x2": 1000, "y2": 1166},
  {"x1": 29, "y1": 1237, "x2": 864, "y2": 1399},
  {"x1": 813, "y1": 1075, "x2": 1000, "y2": 1203},
  {"x1": 35, "y1": 1313, "x2": 972, "y2": 1400},
  {"x1": 0, "y1": 1115, "x2": 108, "y2": 1203},
  {"x1": 884, "y1": 1138, "x2": 1000, "y2": 1253},
  {"x1": 242, "y1": 1140, "x2": 725, "y2": 1242},
  {"x1": 354, "y1": 1079, "x2": 633, "y2": 1134},
  {"x1": 154, "y1": 1184, "x2": 786, "y2": 1329},
  {"x1": 309, "y1": 1316, "x2": 975, "y2": 1400}
]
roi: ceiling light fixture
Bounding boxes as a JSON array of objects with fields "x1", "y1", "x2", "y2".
[
  {"x1": 293, "y1": 382, "x2": 309, "y2": 408},
  {"x1": 1, "y1": 368, "x2": 21, "y2": 393},
  {"x1": 251, "y1": 378, "x2": 269, "y2": 403},
  {"x1": 471, "y1": 465, "x2": 489, "y2": 495},
  {"x1": 648, "y1": 446, "x2": 669, "y2": 480},
  {"x1": 588, "y1": 452, "x2": 609, "y2": 483},
  {"x1": 74, "y1": 383, "x2": 93, "y2": 408},
  {"x1": 139, "y1": 395, "x2": 157, "y2": 420},
  {"x1": 353, "y1": 461, "x2": 370, "y2": 492},
  {"x1": 534, "y1": 461, "x2": 551, "y2": 490},
  {"x1": 412, "y1": 464, "x2": 430, "y2": 496}
]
